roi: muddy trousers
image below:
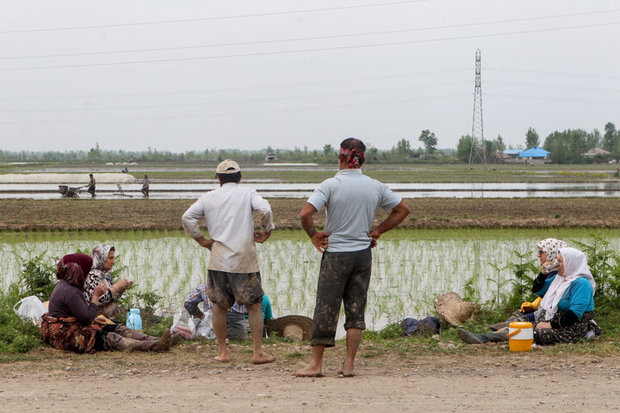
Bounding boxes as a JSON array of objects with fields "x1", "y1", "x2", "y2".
[{"x1": 100, "y1": 325, "x2": 170, "y2": 352}]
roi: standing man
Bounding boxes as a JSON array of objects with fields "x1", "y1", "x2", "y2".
[
  {"x1": 294, "y1": 138, "x2": 410, "y2": 377},
  {"x1": 141, "y1": 174, "x2": 150, "y2": 197},
  {"x1": 182, "y1": 159, "x2": 275, "y2": 364},
  {"x1": 87, "y1": 174, "x2": 96, "y2": 197}
]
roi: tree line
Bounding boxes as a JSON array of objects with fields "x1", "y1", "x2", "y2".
[{"x1": 1, "y1": 122, "x2": 618, "y2": 164}]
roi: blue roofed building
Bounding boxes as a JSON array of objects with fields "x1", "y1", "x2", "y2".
[{"x1": 517, "y1": 146, "x2": 551, "y2": 164}]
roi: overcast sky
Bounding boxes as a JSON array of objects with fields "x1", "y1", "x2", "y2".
[{"x1": 1, "y1": 0, "x2": 619, "y2": 152}]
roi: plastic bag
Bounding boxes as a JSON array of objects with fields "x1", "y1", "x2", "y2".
[
  {"x1": 195, "y1": 309, "x2": 216, "y2": 339},
  {"x1": 171, "y1": 308, "x2": 196, "y2": 339},
  {"x1": 13, "y1": 296, "x2": 48, "y2": 325}
]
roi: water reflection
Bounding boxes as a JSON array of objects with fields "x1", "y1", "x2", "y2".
[{"x1": 0, "y1": 181, "x2": 619, "y2": 199}]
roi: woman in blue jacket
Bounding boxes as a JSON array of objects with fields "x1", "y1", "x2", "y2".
[{"x1": 460, "y1": 247, "x2": 601, "y2": 345}]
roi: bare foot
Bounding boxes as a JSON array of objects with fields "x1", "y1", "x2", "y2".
[
  {"x1": 252, "y1": 351, "x2": 275, "y2": 364},
  {"x1": 293, "y1": 364, "x2": 323, "y2": 377},
  {"x1": 337, "y1": 360, "x2": 355, "y2": 377},
  {"x1": 214, "y1": 353, "x2": 230, "y2": 363}
]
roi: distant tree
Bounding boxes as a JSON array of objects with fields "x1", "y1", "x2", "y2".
[
  {"x1": 395, "y1": 138, "x2": 411, "y2": 153},
  {"x1": 418, "y1": 130, "x2": 437, "y2": 153},
  {"x1": 603, "y1": 122, "x2": 619, "y2": 153},
  {"x1": 494, "y1": 134, "x2": 506, "y2": 152},
  {"x1": 456, "y1": 135, "x2": 473, "y2": 163},
  {"x1": 586, "y1": 129, "x2": 601, "y2": 150},
  {"x1": 87, "y1": 143, "x2": 102, "y2": 161},
  {"x1": 543, "y1": 129, "x2": 589, "y2": 163},
  {"x1": 525, "y1": 127, "x2": 540, "y2": 148}
]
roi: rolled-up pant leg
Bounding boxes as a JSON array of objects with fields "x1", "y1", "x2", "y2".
[{"x1": 311, "y1": 251, "x2": 354, "y2": 347}]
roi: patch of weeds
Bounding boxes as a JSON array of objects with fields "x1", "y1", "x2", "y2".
[
  {"x1": 363, "y1": 323, "x2": 403, "y2": 340},
  {"x1": 286, "y1": 351, "x2": 305, "y2": 359},
  {"x1": 554, "y1": 213, "x2": 561, "y2": 218}
]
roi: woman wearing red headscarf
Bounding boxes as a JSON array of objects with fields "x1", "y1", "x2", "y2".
[{"x1": 41, "y1": 253, "x2": 170, "y2": 353}]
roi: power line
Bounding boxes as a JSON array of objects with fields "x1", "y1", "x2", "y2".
[
  {"x1": 486, "y1": 68, "x2": 620, "y2": 80},
  {"x1": 0, "y1": 80, "x2": 468, "y2": 113},
  {"x1": 0, "y1": 0, "x2": 429, "y2": 34},
  {"x1": 2, "y1": 20, "x2": 619, "y2": 72},
  {"x1": 486, "y1": 93, "x2": 620, "y2": 106},
  {"x1": 485, "y1": 80, "x2": 620, "y2": 94},
  {"x1": 0, "y1": 93, "x2": 471, "y2": 125},
  {"x1": 0, "y1": 69, "x2": 470, "y2": 101},
  {"x1": 3, "y1": 8, "x2": 619, "y2": 61}
]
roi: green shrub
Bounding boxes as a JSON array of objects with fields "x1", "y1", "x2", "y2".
[
  {"x1": 363, "y1": 322, "x2": 403, "y2": 340},
  {"x1": 573, "y1": 236, "x2": 620, "y2": 315},
  {"x1": 0, "y1": 285, "x2": 42, "y2": 354},
  {"x1": 17, "y1": 252, "x2": 58, "y2": 301}
]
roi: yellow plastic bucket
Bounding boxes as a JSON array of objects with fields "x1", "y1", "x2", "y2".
[{"x1": 507, "y1": 321, "x2": 533, "y2": 352}]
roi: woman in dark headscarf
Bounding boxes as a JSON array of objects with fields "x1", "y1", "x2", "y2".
[
  {"x1": 83, "y1": 244, "x2": 133, "y2": 318},
  {"x1": 41, "y1": 253, "x2": 170, "y2": 353}
]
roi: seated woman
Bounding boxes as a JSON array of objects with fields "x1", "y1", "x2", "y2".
[
  {"x1": 83, "y1": 244, "x2": 133, "y2": 318},
  {"x1": 41, "y1": 253, "x2": 170, "y2": 353},
  {"x1": 184, "y1": 282, "x2": 273, "y2": 340},
  {"x1": 489, "y1": 238, "x2": 566, "y2": 330},
  {"x1": 460, "y1": 247, "x2": 601, "y2": 345}
]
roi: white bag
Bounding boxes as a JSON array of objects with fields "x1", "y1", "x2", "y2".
[
  {"x1": 195, "y1": 309, "x2": 216, "y2": 339},
  {"x1": 171, "y1": 308, "x2": 196, "y2": 339},
  {"x1": 13, "y1": 296, "x2": 48, "y2": 325}
]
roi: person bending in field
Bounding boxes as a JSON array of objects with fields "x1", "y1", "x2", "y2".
[
  {"x1": 293, "y1": 137, "x2": 410, "y2": 378},
  {"x1": 182, "y1": 159, "x2": 275, "y2": 364}
]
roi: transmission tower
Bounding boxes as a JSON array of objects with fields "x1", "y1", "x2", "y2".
[{"x1": 469, "y1": 49, "x2": 487, "y2": 168}]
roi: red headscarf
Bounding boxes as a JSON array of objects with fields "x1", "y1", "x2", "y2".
[
  {"x1": 339, "y1": 147, "x2": 365, "y2": 168},
  {"x1": 56, "y1": 253, "x2": 93, "y2": 289}
]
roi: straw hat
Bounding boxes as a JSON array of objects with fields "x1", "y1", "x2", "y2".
[
  {"x1": 266, "y1": 315, "x2": 313, "y2": 341},
  {"x1": 435, "y1": 292, "x2": 475, "y2": 327}
]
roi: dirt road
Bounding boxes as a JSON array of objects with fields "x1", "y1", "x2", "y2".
[{"x1": 2, "y1": 343, "x2": 619, "y2": 412}]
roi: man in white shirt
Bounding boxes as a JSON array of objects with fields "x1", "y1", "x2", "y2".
[
  {"x1": 182, "y1": 159, "x2": 275, "y2": 364},
  {"x1": 294, "y1": 138, "x2": 410, "y2": 378}
]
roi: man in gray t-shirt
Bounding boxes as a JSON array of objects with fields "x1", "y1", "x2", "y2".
[{"x1": 294, "y1": 138, "x2": 410, "y2": 378}]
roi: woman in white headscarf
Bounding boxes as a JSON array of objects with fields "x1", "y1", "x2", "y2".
[
  {"x1": 460, "y1": 246, "x2": 601, "y2": 345},
  {"x1": 488, "y1": 238, "x2": 567, "y2": 331},
  {"x1": 533, "y1": 247, "x2": 600, "y2": 345}
]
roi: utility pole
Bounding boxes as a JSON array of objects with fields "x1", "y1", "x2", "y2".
[{"x1": 469, "y1": 49, "x2": 487, "y2": 169}]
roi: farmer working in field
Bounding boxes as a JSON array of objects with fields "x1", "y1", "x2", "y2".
[
  {"x1": 182, "y1": 159, "x2": 275, "y2": 364},
  {"x1": 294, "y1": 137, "x2": 410, "y2": 378}
]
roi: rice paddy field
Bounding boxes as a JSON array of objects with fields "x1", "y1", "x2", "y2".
[{"x1": 2, "y1": 228, "x2": 618, "y2": 333}]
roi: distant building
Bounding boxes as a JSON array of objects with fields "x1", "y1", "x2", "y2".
[
  {"x1": 517, "y1": 146, "x2": 550, "y2": 164},
  {"x1": 502, "y1": 149, "x2": 522, "y2": 163},
  {"x1": 582, "y1": 147, "x2": 611, "y2": 157},
  {"x1": 518, "y1": 146, "x2": 550, "y2": 159}
]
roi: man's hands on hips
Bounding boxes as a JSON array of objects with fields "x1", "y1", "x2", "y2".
[
  {"x1": 368, "y1": 229, "x2": 381, "y2": 248},
  {"x1": 310, "y1": 231, "x2": 330, "y2": 253},
  {"x1": 195, "y1": 237, "x2": 214, "y2": 250},
  {"x1": 254, "y1": 230, "x2": 271, "y2": 243}
]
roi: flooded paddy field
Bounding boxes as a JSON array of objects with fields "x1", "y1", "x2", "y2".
[
  {"x1": 1, "y1": 229, "x2": 618, "y2": 336},
  {"x1": 1, "y1": 180, "x2": 620, "y2": 199}
]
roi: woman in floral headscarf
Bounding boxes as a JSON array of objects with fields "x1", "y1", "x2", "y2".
[
  {"x1": 487, "y1": 238, "x2": 567, "y2": 331},
  {"x1": 83, "y1": 244, "x2": 133, "y2": 318},
  {"x1": 459, "y1": 246, "x2": 601, "y2": 345},
  {"x1": 41, "y1": 253, "x2": 170, "y2": 353}
]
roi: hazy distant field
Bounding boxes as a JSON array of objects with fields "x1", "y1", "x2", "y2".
[{"x1": 2, "y1": 161, "x2": 619, "y2": 183}]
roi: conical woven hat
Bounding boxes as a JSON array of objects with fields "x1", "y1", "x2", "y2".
[
  {"x1": 435, "y1": 292, "x2": 475, "y2": 327},
  {"x1": 266, "y1": 315, "x2": 313, "y2": 341}
]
